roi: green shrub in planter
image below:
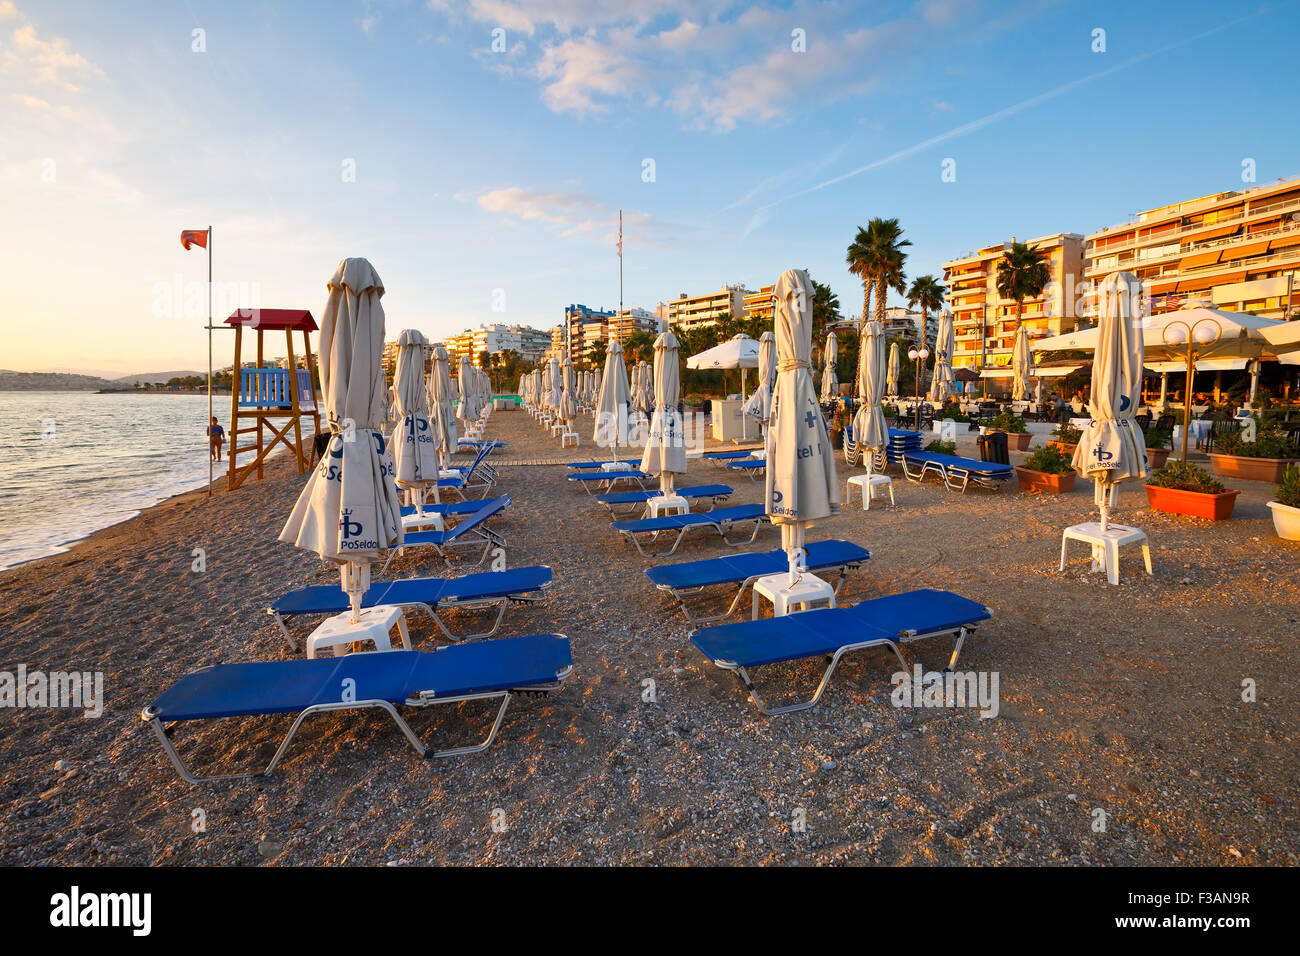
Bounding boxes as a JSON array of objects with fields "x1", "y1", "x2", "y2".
[
  {"x1": 1277, "y1": 464, "x2": 1300, "y2": 508},
  {"x1": 1052, "y1": 421, "x2": 1081, "y2": 444},
  {"x1": 1022, "y1": 444, "x2": 1074, "y2": 475},
  {"x1": 1148, "y1": 460, "x2": 1226, "y2": 495},
  {"x1": 1143, "y1": 426, "x2": 1172, "y2": 450},
  {"x1": 988, "y1": 410, "x2": 1027, "y2": 434},
  {"x1": 1214, "y1": 415, "x2": 1300, "y2": 459},
  {"x1": 925, "y1": 439, "x2": 957, "y2": 455},
  {"x1": 938, "y1": 408, "x2": 969, "y2": 422}
]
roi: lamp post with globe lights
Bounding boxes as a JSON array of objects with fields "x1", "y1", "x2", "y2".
[
  {"x1": 909, "y1": 344, "x2": 930, "y2": 431},
  {"x1": 1162, "y1": 317, "x2": 1222, "y2": 461}
]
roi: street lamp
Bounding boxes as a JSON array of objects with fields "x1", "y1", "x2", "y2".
[
  {"x1": 908, "y1": 344, "x2": 930, "y2": 431},
  {"x1": 1162, "y1": 317, "x2": 1222, "y2": 462}
]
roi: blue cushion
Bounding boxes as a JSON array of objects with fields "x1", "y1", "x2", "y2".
[
  {"x1": 271, "y1": 566, "x2": 552, "y2": 617},
  {"x1": 401, "y1": 495, "x2": 510, "y2": 545},
  {"x1": 595, "y1": 484, "x2": 733, "y2": 506},
  {"x1": 612, "y1": 504, "x2": 763, "y2": 534},
  {"x1": 645, "y1": 539, "x2": 869, "y2": 590},
  {"x1": 150, "y1": 635, "x2": 572, "y2": 722}
]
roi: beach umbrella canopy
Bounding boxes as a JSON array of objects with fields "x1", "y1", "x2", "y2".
[
  {"x1": 685, "y1": 334, "x2": 759, "y2": 370},
  {"x1": 1036, "y1": 306, "x2": 1285, "y2": 361},
  {"x1": 428, "y1": 343, "x2": 458, "y2": 473},
  {"x1": 636, "y1": 361, "x2": 654, "y2": 413},
  {"x1": 742, "y1": 330, "x2": 776, "y2": 430},
  {"x1": 456, "y1": 357, "x2": 474, "y2": 421},
  {"x1": 279, "y1": 257, "x2": 402, "y2": 620},
  {"x1": 1071, "y1": 272, "x2": 1148, "y2": 531},
  {"x1": 546, "y1": 356, "x2": 562, "y2": 411},
  {"x1": 820, "y1": 331, "x2": 838, "y2": 403},
  {"x1": 886, "y1": 341, "x2": 900, "y2": 396},
  {"x1": 560, "y1": 357, "x2": 578, "y2": 422},
  {"x1": 392, "y1": 328, "x2": 440, "y2": 491},
  {"x1": 1011, "y1": 325, "x2": 1031, "y2": 402},
  {"x1": 766, "y1": 268, "x2": 839, "y2": 583},
  {"x1": 593, "y1": 369, "x2": 602, "y2": 405},
  {"x1": 850, "y1": 319, "x2": 887, "y2": 470},
  {"x1": 640, "y1": 330, "x2": 687, "y2": 494},
  {"x1": 928, "y1": 311, "x2": 956, "y2": 402},
  {"x1": 594, "y1": 340, "x2": 630, "y2": 450}
]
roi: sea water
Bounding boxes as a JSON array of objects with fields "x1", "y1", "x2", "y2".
[{"x1": 0, "y1": 392, "x2": 231, "y2": 571}]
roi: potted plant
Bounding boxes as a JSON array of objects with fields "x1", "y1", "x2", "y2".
[
  {"x1": 925, "y1": 438, "x2": 957, "y2": 456},
  {"x1": 1143, "y1": 425, "x2": 1172, "y2": 470},
  {"x1": 1208, "y1": 415, "x2": 1300, "y2": 484},
  {"x1": 1267, "y1": 464, "x2": 1300, "y2": 540},
  {"x1": 1144, "y1": 460, "x2": 1239, "y2": 521},
  {"x1": 1015, "y1": 444, "x2": 1076, "y2": 494},
  {"x1": 829, "y1": 408, "x2": 848, "y2": 449},
  {"x1": 988, "y1": 409, "x2": 1031, "y2": 451},
  {"x1": 1048, "y1": 421, "x2": 1081, "y2": 456}
]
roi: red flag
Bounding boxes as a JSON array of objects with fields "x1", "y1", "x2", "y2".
[{"x1": 180, "y1": 229, "x2": 208, "y2": 250}]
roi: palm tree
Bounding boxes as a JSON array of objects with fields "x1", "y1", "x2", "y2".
[
  {"x1": 996, "y1": 241, "x2": 1051, "y2": 335},
  {"x1": 906, "y1": 274, "x2": 947, "y2": 356},
  {"x1": 848, "y1": 218, "x2": 911, "y2": 332},
  {"x1": 811, "y1": 279, "x2": 841, "y2": 343}
]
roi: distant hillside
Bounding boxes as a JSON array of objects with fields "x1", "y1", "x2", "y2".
[
  {"x1": 0, "y1": 369, "x2": 114, "y2": 391},
  {"x1": 112, "y1": 370, "x2": 207, "y2": 385}
]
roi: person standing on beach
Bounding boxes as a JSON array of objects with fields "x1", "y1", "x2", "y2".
[{"x1": 207, "y1": 416, "x2": 225, "y2": 462}]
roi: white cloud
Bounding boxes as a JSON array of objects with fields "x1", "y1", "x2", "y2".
[
  {"x1": 2, "y1": 22, "x2": 103, "y2": 92},
  {"x1": 0, "y1": 1, "x2": 19, "y2": 20},
  {"x1": 475, "y1": 186, "x2": 687, "y2": 249}
]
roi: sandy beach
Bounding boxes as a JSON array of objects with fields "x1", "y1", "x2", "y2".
[{"x1": 1, "y1": 407, "x2": 1296, "y2": 866}]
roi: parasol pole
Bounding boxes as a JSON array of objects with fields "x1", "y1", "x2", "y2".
[{"x1": 206, "y1": 224, "x2": 213, "y2": 496}]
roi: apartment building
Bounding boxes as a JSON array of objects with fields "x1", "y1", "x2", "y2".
[
  {"x1": 943, "y1": 233, "x2": 1086, "y2": 374},
  {"x1": 666, "y1": 283, "x2": 751, "y2": 331},
  {"x1": 609, "y1": 306, "x2": 661, "y2": 343},
  {"x1": 743, "y1": 285, "x2": 775, "y2": 322},
  {"x1": 562, "y1": 303, "x2": 615, "y2": 365},
  {"x1": 466, "y1": 323, "x2": 551, "y2": 363},
  {"x1": 1086, "y1": 176, "x2": 1300, "y2": 318},
  {"x1": 880, "y1": 306, "x2": 938, "y2": 351}
]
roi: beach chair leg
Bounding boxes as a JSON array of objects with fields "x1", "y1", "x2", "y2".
[
  {"x1": 1142, "y1": 543, "x2": 1153, "y2": 576},
  {"x1": 1058, "y1": 533, "x2": 1070, "y2": 573},
  {"x1": 268, "y1": 610, "x2": 299, "y2": 651},
  {"x1": 431, "y1": 598, "x2": 509, "y2": 642},
  {"x1": 405, "y1": 691, "x2": 513, "y2": 758}
]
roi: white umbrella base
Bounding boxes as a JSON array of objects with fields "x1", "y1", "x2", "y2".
[
  {"x1": 1059, "y1": 522, "x2": 1153, "y2": 586},
  {"x1": 646, "y1": 495, "x2": 688, "y2": 519},
  {"x1": 304, "y1": 604, "x2": 412, "y2": 659},
  {"x1": 752, "y1": 571, "x2": 836, "y2": 618}
]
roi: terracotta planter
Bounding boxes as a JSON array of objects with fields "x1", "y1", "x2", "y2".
[
  {"x1": 1144, "y1": 484, "x2": 1239, "y2": 521},
  {"x1": 1208, "y1": 454, "x2": 1297, "y2": 484},
  {"x1": 1145, "y1": 447, "x2": 1170, "y2": 469},
  {"x1": 1015, "y1": 466, "x2": 1076, "y2": 494},
  {"x1": 1268, "y1": 500, "x2": 1300, "y2": 540},
  {"x1": 830, "y1": 427, "x2": 843, "y2": 449},
  {"x1": 1005, "y1": 431, "x2": 1032, "y2": 451},
  {"x1": 1048, "y1": 441, "x2": 1077, "y2": 456}
]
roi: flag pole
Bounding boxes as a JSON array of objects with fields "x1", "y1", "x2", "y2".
[{"x1": 207, "y1": 224, "x2": 213, "y2": 496}]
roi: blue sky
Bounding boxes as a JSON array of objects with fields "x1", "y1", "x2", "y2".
[{"x1": 1, "y1": 0, "x2": 1295, "y2": 373}]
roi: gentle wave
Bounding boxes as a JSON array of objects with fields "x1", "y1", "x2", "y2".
[{"x1": 0, "y1": 392, "x2": 234, "y2": 571}]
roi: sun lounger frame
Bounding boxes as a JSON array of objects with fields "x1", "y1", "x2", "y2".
[
  {"x1": 901, "y1": 451, "x2": 1012, "y2": 493},
  {"x1": 613, "y1": 505, "x2": 767, "y2": 558}
]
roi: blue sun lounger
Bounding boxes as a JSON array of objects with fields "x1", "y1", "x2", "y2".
[
  {"x1": 702, "y1": 450, "x2": 760, "y2": 466},
  {"x1": 901, "y1": 451, "x2": 1013, "y2": 492},
  {"x1": 268, "y1": 566, "x2": 553, "y2": 646},
  {"x1": 725, "y1": 457, "x2": 766, "y2": 480},
  {"x1": 380, "y1": 495, "x2": 511, "y2": 572},
  {"x1": 142, "y1": 634, "x2": 573, "y2": 784},
  {"x1": 399, "y1": 498, "x2": 487, "y2": 520},
  {"x1": 445, "y1": 443, "x2": 498, "y2": 495},
  {"x1": 690, "y1": 589, "x2": 992, "y2": 715},
  {"x1": 611, "y1": 503, "x2": 767, "y2": 557},
  {"x1": 566, "y1": 470, "x2": 649, "y2": 495},
  {"x1": 645, "y1": 539, "x2": 870, "y2": 625},
  {"x1": 565, "y1": 458, "x2": 640, "y2": 469},
  {"x1": 594, "y1": 483, "x2": 734, "y2": 516}
]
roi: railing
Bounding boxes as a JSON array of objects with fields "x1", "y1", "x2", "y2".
[{"x1": 239, "y1": 368, "x2": 315, "y2": 408}]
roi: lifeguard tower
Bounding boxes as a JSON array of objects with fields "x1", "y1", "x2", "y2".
[{"x1": 225, "y1": 308, "x2": 322, "y2": 490}]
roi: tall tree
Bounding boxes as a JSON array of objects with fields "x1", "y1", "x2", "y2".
[
  {"x1": 906, "y1": 274, "x2": 947, "y2": 356},
  {"x1": 847, "y1": 218, "x2": 910, "y2": 331},
  {"x1": 996, "y1": 241, "x2": 1051, "y2": 335},
  {"x1": 811, "y1": 278, "x2": 841, "y2": 343}
]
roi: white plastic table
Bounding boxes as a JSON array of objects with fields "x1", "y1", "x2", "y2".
[
  {"x1": 845, "y1": 473, "x2": 894, "y2": 510},
  {"x1": 753, "y1": 572, "x2": 836, "y2": 619},
  {"x1": 305, "y1": 605, "x2": 412, "y2": 659},
  {"x1": 1059, "y1": 522, "x2": 1152, "y2": 586}
]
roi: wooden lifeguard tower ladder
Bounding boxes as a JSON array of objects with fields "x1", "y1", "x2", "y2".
[{"x1": 225, "y1": 308, "x2": 322, "y2": 490}]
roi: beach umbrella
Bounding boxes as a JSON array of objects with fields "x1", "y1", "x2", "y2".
[
  {"x1": 456, "y1": 356, "x2": 474, "y2": 423},
  {"x1": 594, "y1": 340, "x2": 630, "y2": 452},
  {"x1": 640, "y1": 330, "x2": 687, "y2": 496},
  {"x1": 636, "y1": 361, "x2": 653, "y2": 413},
  {"x1": 546, "y1": 356, "x2": 562, "y2": 412},
  {"x1": 767, "y1": 268, "x2": 839, "y2": 585},
  {"x1": 1071, "y1": 272, "x2": 1148, "y2": 534},
  {"x1": 928, "y1": 311, "x2": 956, "y2": 402},
  {"x1": 428, "y1": 343, "x2": 458, "y2": 486},
  {"x1": 742, "y1": 330, "x2": 776, "y2": 436},
  {"x1": 687, "y1": 333, "x2": 760, "y2": 439},
  {"x1": 850, "y1": 319, "x2": 887, "y2": 471},
  {"x1": 1011, "y1": 325, "x2": 1031, "y2": 401},
  {"x1": 560, "y1": 356, "x2": 578, "y2": 428},
  {"x1": 279, "y1": 257, "x2": 402, "y2": 623},
  {"x1": 392, "y1": 329, "x2": 440, "y2": 506},
  {"x1": 593, "y1": 369, "x2": 602, "y2": 406},
  {"x1": 820, "y1": 331, "x2": 838, "y2": 403},
  {"x1": 1035, "y1": 379, "x2": 1044, "y2": 404},
  {"x1": 886, "y1": 341, "x2": 900, "y2": 397}
]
